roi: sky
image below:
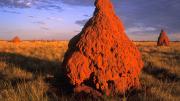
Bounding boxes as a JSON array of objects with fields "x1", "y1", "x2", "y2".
[{"x1": 0, "y1": 0, "x2": 180, "y2": 41}]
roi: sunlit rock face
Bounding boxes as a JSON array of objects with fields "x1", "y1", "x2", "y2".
[
  {"x1": 62, "y1": 0, "x2": 143, "y2": 96},
  {"x1": 157, "y1": 29, "x2": 170, "y2": 46}
]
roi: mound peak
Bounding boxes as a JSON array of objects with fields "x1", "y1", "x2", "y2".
[{"x1": 95, "y1": 0, "x2": 114, "y2": 12}]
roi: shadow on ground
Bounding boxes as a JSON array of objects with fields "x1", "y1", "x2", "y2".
[
  {"x1": 143, "y1": 61, "x2": 180, "y2": 83},
  {"x1": 0, "y1": 52, "x2": 61, "y2": 76},
  {"x1": 0, "y1": 52, "x2": 73, "y2": 97}
]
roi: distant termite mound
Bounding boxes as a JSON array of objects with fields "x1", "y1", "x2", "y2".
[
  {"x1": 62, "y1": 0, "x2": 143, "y2": 96},
  {"x1": 12, "y1": 36, "x2": 21, "y2": 43},
  {"x1": 157, "y1": 29, "x2": 170, "y2": 46}
]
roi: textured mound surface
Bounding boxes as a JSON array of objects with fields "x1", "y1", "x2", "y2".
[
  {"x1": 62, "y1": 0, "x2": 143, "y2": 96},
  {"x1": 12, "y1": 36, "x2": 21, "y2": 43},
  {"x1": 157, "y1": 30, "x2": 170, "y2": 46}
]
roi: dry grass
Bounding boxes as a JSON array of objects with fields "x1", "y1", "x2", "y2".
[
  {"x1": 135, "y1": 42, "x2": 180, "y2": 101},
  {"x1": 0, "y1": 41, "x2": 179, "y2": 101}
]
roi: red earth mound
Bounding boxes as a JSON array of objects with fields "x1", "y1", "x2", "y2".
[
  {"x1": 157, "y1": 29, "x2": 170, "y2": 46},
  {"x1": 12, "y1": 36, "x2": 21, "y2": 43},
  {"x1": 62, "y1": 0, "x2": 143, "y2": 96}
]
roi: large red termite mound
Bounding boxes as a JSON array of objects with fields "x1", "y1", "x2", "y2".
[
  {"x1": 157, "y1": 29, "x2": 170, "y2": 46},
  {"x1": 62, "y1": 0, "x2": 143, "y2": 96}
]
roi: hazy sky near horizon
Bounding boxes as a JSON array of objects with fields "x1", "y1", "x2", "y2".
[{"x1": 0, "y1": 0, "x2": 180, "y2": 41}]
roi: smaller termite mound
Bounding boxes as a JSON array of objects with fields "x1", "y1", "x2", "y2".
[
  {"x1": 12, "y1": 36, "x2": 21, "y2": 44},
  {"x1": 157, "y1": 29, "x2": 170, "y2": 46}
]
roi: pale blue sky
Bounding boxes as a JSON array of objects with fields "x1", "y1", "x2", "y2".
[{"x1": 0, "y1": 0, "x2": 179, "y2": 41}]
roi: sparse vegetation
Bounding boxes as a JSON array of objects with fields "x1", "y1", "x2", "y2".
[{"x1": 0, "y1": 41, "x2": 179, "y2": 101}]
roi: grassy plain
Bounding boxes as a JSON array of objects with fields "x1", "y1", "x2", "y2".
[{"x1": 0, "y1": 41, "x2": 179, "y2": 101}]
